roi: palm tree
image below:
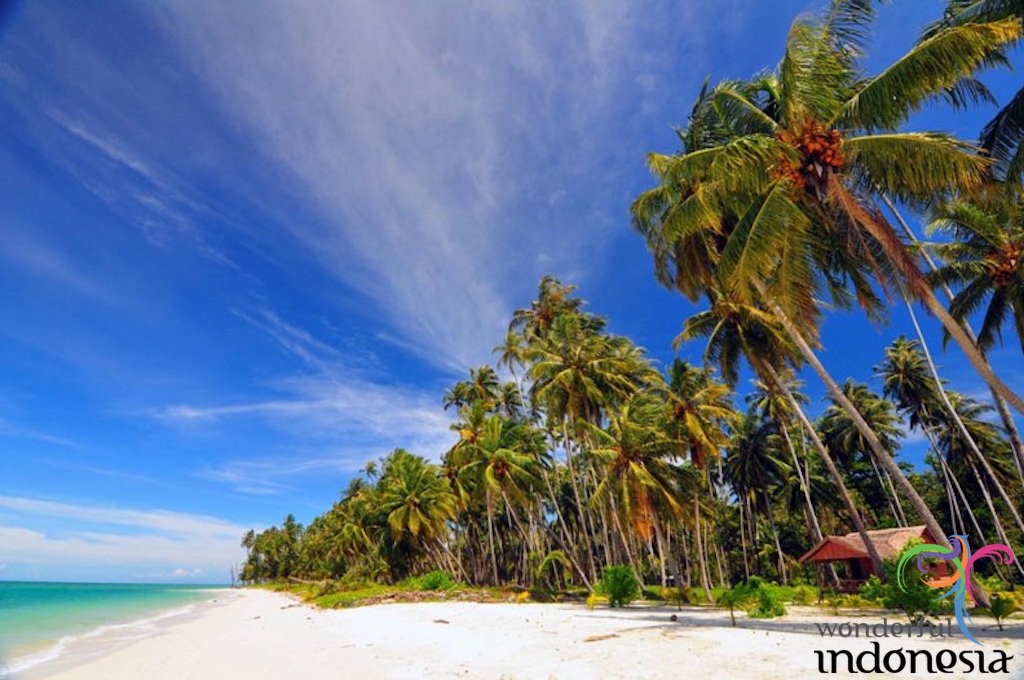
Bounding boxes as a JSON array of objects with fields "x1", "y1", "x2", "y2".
[
  {"x1": 677, "y1": 292, "x2": 886, "y2": 575},
  {"x1": 748, "y1": 372, "x2": 827, "y2": 546},
  {"x1": 663, "y1": 359, "x2": 735, "y2": 598},
  {"x1": 819, "y1": 381, "x2": 909, "y2": 526},
  {"x1": 451, "y1": 414, "x2": 546, "y2": 584},
  {"x1": 725, "y1": 409, "x2": 791, "y2": 582},
  {"x1": 630, "y1": 1, "x2": 1018, "y2": 547},
  {"x1": 376, "y1": 449, "x2": 457, "y2": 576},
  {"x1": 587, "y1": 392, "x2": 683, "y2": 576},
  {"x1": 633, "y1": 0, "x2": 1024, "y2": 413},
  {"x1": 928, "y1": 193, "x2": 1024, "y2": 355},
  {"x1": 925, "y1": 1, "x2": 1024, "y2": 185}
]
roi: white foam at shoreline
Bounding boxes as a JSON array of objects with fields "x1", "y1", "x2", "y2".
[{"x1": 1, "y1": 595, "x2": 228, "y2": 678}]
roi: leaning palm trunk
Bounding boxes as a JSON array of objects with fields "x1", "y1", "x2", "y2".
[
  {"x1": 737, "y1": 499, "x2": 751, "y2": 580},
  {"x1": 762, "y1": 363, "x2": 886, "y2": 578},
  {"x1": 966, "y1": 462, "x2": 1024, "y2": 579},
  {"x1": 560, "y1": 433, "x2": 599, "y2": 583},
  {"x1": 866, "y1": 453, "x2": 907, "y2": 527},
  {"x1": 693, "y1": 497, "x2": 712, "y2": 602},
  {"x1": 904, "y1": 295, "x2": 1024, "y2": 538},
  {"x1": 539, "y1": 466, "x2": 593, "y2": 590},
  {"x1": 884, "y1": 196, "x2": 1024, "y2": 482},
  {"x1": 756, "y1": 282, "x2": 952, "y2": 551},
  {"x1": 779, "y1": 422, "x2": 824, "y2": 544}
]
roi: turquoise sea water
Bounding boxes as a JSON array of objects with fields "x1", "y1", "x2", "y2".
[{"x1": 0, "y1": 581, "x2": 222, "y2": 676}]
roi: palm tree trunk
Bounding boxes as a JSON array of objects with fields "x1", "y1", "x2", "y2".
[
  {"x1": 883, "y1": 195, "x2": 1024, "y2": 482},
  {"x1": 562, "y1": 432, "x2": 600, "y2": 583},
  {"x1": 486, "y1": 502, "x2": 499, "y2": 585},
  {"x1": 762, "y1": 362, "x2": 887, "y2": 577},
  {"x1": 866, "y1": 453, "x2": 905, "y2": 527},
  {"x1": 540, "y1": 466, "x2": 593, "y2": 590},
  {"x1": 653, "y1": 516, "x2": 668, "y2": 589},
  {"x1": 904, "y1": 294, "x2": 1024, "y2": 537},
  {"x1": 917, "y1": 280, "x2": 1024, "y2": 415},
  {"x1": 737, "y1": 499, "x2": 751, "y2": 580},
  {"x1": 755, "y1": 283, "x2": 952, "y2": 551},
  {"x1": 693, "y1": 496, "x2": 712, "y2": 602},
  {"x1": 780, "y1": 422, "x2": 825, "y2": 544},
  {"x1": 966, "y1": 462, "x2": 1024, "y2": 579},
  {"x1": 755, "y1": 465, "x2": 788, "y2": 583}
]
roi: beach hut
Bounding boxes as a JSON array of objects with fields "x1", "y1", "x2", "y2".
[{"x1": 798, "y1": 525, "x2": 939, "y2": 591}]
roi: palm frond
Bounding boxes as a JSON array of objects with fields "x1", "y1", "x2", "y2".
[
  {"x1": 712, "y1": 82, "x2": 778, "y2": 135},
  {"x1": 719, "y1": 180, "x2": 811, "y2": 301},
  {"x1": 921, "y1": 0, "x2": 1023, "y2": 39},
  {"x1": 837, "y1": 19, "x2": 1021, "y2": 131},
  {"x1": 823, "y1": 0, "x2": 877, "y2": 54},
  {"x1": 980, "y1": 86, "x2": 1024, "y2": 183},
  {"x1": 844, "y1": 132, "x2": 988, "y2": 205}
]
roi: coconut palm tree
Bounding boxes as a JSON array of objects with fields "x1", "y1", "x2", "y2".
[
  {"x1": 376, "y1": 449, "x2": 457, "y2": 576},
  {"x1": 630, "y1": 1, "x2": 1019, "y2": 550},
  {"x1": 451, "y1": 414, "x2": 546, "y2": 584},
  {"x1": 586, "y1": 392, "x2": 683, "y2": 578},
  {"x1": 928, "y1": 193, "x2": 1024, "y2": 355},
  {"x1": 819, "y1": 381, "x2": 909, "y2": 526},
  {"x1": 678, "y1": 293, "x2": 885, "y2": 575},
  {"x1": 748, "y1": 373, "x2": 826, "y2": 546},
  {"x1": 725, "y1": 409, "x2": 791, "y2": 582},
  {"x1": 632, "y1": 0, "x2": 1024, "y2": 415},
  {"x1": 925, "y1": 1, "x2": 1024, "y2": 184}
]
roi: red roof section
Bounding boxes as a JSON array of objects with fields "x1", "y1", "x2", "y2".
[{"x1": 798, "y1": 526, "x2": 935, "y2": 564}]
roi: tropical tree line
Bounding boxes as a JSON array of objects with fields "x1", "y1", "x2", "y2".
[{"x1": 241, "y1": 0, "x2": 1024, "y2": 596}]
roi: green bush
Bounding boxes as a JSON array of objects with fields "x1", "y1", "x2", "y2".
[
  {"x1": 641, "y1": 585, "x2": 665, "y2": 601},
  {"x1": 859, "y1": 574, "x2": 885, "y2": 604},
  {"x1": 599, "y1": 565, "x2": 640, "y2": 608},
  {"x1": 791, "y1": 584, "x2": 817, "y2": 606},
  {"x1": 987, "y1": 594, "x2": 1018, "y2": 632},
  {"x1": 687, "y1": 586, "x2": 711, "y2": 605},
  {"x1": 419, "y1": 570, "x2": 455, "y2": 591},
  {"x1": 715, "y1": 586, "x2": 753, "y2": 626},
  {"x1": 748, "y1": 585, "x2": 786, "y2": 619}
]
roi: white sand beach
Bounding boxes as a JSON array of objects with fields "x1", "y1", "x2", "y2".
[{"x1": 17, "y1": 589, "x2": 1023, "y2": 679}]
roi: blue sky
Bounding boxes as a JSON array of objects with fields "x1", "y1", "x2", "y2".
[{"x1": 0, "y1": 0, "x2": 1020, "y2": 583}]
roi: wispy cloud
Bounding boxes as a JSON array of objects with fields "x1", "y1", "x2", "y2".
[
  {"x1": 144, "y1": 0, "x2": 726, "y2": 370},
  {"x1": 0, "y1": 417, "x2": 80, "y2": 449},
  {"x1": 156, "y1": 308, "x2": 456, "y2": 493},
  {"x1": 0, "y1": 495, "x2": 248, "y2": 579}
]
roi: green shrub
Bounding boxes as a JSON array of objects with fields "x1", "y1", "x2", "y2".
[
  {"x1": 748, "y1": 585, "x2": 786, "y2": 619},
  {"x1": 987, "y1": 594, "x2": 1018, "y2": 632},
  {"x1": 716, "y1": 586, "x2": 753, "y2": 626},
  {"x1": 859, "y1": 574, "x2": 885, "y2": 603},
  {"x1": 791, "y1": 584, "x2": 817, "y2": 606},
  {"x1": 419, "y1": 570, "x2": 455, "y2": 591},
  {"x1": 599, "y1": 565, "x2": 640, "y2": 608},
  {"x1": 687, "y1": 586, "x2": 711, "y2": 605}
]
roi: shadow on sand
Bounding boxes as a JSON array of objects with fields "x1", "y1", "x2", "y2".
[{"x1": 570, "y1": 604, "x2": 1024, "y2": 643}]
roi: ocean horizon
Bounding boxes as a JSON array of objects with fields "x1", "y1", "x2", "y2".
[{"x1": 0, "y1": 581, "x2": 227, "y2": 677}]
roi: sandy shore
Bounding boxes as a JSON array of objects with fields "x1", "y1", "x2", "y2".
[{"x1": 17, "y1": 589, "x2": 1024, "y2": 679}]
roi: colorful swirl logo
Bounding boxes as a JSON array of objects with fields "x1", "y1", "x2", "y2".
[{"x1": 897, "y1": 534, "x2": 1016, "y2": 646}]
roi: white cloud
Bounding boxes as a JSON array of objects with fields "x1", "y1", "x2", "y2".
[
  {"x1": 144, "y1": 0, "x2": 718, "y2": 369},
  {"x1": 0, "y1": 496, "x2": 248, "y2": 579},
  {"x1": 156, "y1": 308, "x2": 457, "y2": 493}
]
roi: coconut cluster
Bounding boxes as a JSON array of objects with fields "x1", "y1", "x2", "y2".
[{"x1": 773, "y1": 121, "x2": 845, "y2": 193}]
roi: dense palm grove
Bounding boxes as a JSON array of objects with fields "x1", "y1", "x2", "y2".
[{"x1": 241, "y1": 0, "x2": 1024, "y2": 597}]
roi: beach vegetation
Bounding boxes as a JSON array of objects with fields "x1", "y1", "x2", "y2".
[{"x1": 597, "y1": 565, "x2": 641, "y2": 608}]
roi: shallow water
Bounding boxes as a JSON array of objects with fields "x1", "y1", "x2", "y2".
[{"x1": 0, "y1": 582, "x2": 223, "y2": 677}]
